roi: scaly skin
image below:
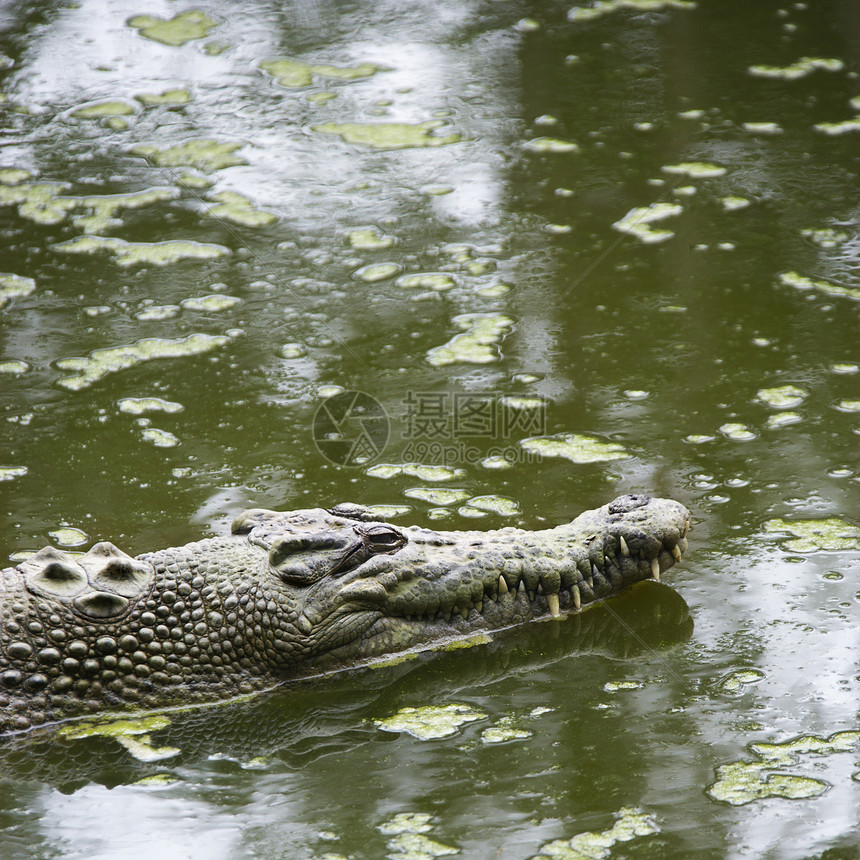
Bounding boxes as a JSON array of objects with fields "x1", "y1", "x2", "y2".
[{"x1": 0, "y1": 494, "x2": 690, "y2": 735}]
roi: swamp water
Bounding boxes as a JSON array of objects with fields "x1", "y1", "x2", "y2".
[{"x1": 0, "y1": 0, "x2": 858, "y2": 857}]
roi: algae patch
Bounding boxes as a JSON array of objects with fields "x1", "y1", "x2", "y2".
[
  {"x1": 707, "y1": 731, "x2": 860, "y2": 806},
  {"x1": 56, "y1": 333, "x2": 232, "y2": 391},
  {"x1": 205, "y1": 191, "x2": 277, "y2": 227},
  {"x1": 404, "y1": 487, "x2": 470, "y2": 507},
  {"x1": 127, "y1": 10, "x2": 217, "y2": 46},
  {"x1": 54, "y1": 236, "x2": 230, "y2": 267},
  {"x1": 612, "y1": 202, "x2": 683, "y2": 244},
  {"x1": 425, "y1": 313, "x2": 515, "y2": 366},
  {"x1": 132, "y1": 139, "x2": 246, "y2": 172},
  {"x1": 756, "y1": 385, "x2": 807, "y2": 409},
  {"x1": 259, "y1": 57, "x2": 382, "y2": 88},
  {"x1": 764, "y1": 517, "x2": 860, "y2": 552},
  {"x1": 0, "y1": 466, "x2": 28, "y2": 482},
  {"x1": 347, "y1": 227, "x2": 396, "y2": 250},
  {"x1": 779, "y1": 271, "x2": 860, "y2": 301},
  {"x1": 748, "y1": 57, "x2": 845, "y2": 81},
  {"x1": 568, "y1": 0, "x2": 695, "y2": 22},
  {"x1": 0, "y1": 273, "x2": 35, "y2": 307},
  {"x1": 523, "y1": 137, "x2": 579, "y2": 153},
  {"x1": 118, "y1": 397, "x2": 184, "y2": 415},
  {"x1": 520, "y1": 433, "x2": 630, "y2": 464},
  {"x1": 367, "y1": 463, "x2": 465, "y2": 482},
  {"x1": 374, "y1": 704, "x2": 487, "y2": 740},
  {"x1": 313, "y1": 120, "x2": 463, "y2": 150},
  {"x1": 529, "y1": 807, "x2": 659, "y2": 860}
]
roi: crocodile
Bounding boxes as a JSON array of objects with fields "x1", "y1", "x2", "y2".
[{"x1": 0, "y1": 493, "x2": 690, "y2": 736}]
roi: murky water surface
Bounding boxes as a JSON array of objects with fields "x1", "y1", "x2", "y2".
[{"x1": 1, "y1": 0, "x2": 858, "y2": 857}]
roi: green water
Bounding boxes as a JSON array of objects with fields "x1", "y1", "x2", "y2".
[{"x1": 1, "y1": 0, "x2": 858, "y2": 857}]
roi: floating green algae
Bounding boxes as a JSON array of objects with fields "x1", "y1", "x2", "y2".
[
  {"x1": 461, "y1": 495, "x2": 520, "y2": 516},
  {"x1": 279, "y1": 343, "x2": 306, "y2": 359},
  {"x1": 395, "y1": 272, "x2": 457, "y2": 291},
  {"x1": 55, "y1": 333, "x2": 231, "y2": 391},
  {"x1": 662, "y1": 161, "x2": 727, "y2": 178},
  {"x1": 764, "y1": 517, "x2": 860, "y2": 552},
  {"x1": 379, "y1": 813, "x2": 433, "y2": 836},
  {"x1": 53, "y1": 236, "x2": 230, "y2": 267},
  {"x1": 0, "y1": 273, "x2": 35, "y2": 307},
  {"x1": 353, "y1": 262, "x2": 402, "y2": 282},
  {"x1": 835, "y1": 399, "x2": 860, "y2": 413},
  {"x1": 0, "y1": 168, "x2": 30, "y2": 185},
  {"x1": 756, "y1": 385, "x2": 807, "y2": 409},
  {"x1": 568, "y1": 0, "x2": 694, "y2": 21},
  {"x1": 0, "y1": 360, "x2": 28, "y2": 375},
  {"x1": 58, "y1": 714, "x2": 172, "y2": 741},
  {"x1": 522, "y1": 137, "x2": 579, "y2": 153},
  {"x1": 118, "y1": 397, "x2": 184, "y2": 415},
  {"x1": 127, "y1": 10, "x2": 217, "y2": 46},
  {"x1": 815, "y1": 118, "x2": 860, "y2": 135},
  {"x1": 718, "y1": 669, "x2": 765, "y2": 694},
  {"x1": 426, "y1": 313, "x2": 515, "y2": 366},
  {"x1": 481, "y1": 716, "x2": 532, "y2": 744},
  {"x1": 347, "y1": 227, "x2": 396, "y2": 249},
  {"x1": 779, "y1": 271, "x2": 860, "y2": 300},
  {"x1": 71, "y1": 99, "x2": 136, "y2": 119},
  {"x1": 205, "y1": 191, "x2": 277, "y2": 227},
  {"x1": 374, "y1": 704, "x2": 487, "y2": 740},
  {"x1": 259, "y1": 57, "x2": 381, "y2": 88},
  {"x1": 181, "y1": 294, "x2": 242, "y2": 312},
  {"x1": 48, "y1": 527, "x2": 88, "y2": 546},
  {"x1": 0, "y1": 180, "x2": 77, "y2": 224},
  {"x1": 404, "y1": 487, "x2": 471, "y2": 506},
  {"x1": 766, "y1": 411, "x2": 802, "y2": 429},
  {"x1": 71, "y1": 188, "x2": 177, "y2": 234},
  {"x1": 480, "y1": 455, "x2": 513, "y2": 470},
  {"x1": 313, "y1": 120, "x2": 463, "y2": 150},
  {"x1": 529, "y1": 807, "x2": 659, "y2": 860},
  {"x1": 707, "y1": 731, "x2": 860, "y2": 806},
  {"x1": 0, "y1": 466, "x2": 28, "y2": 482},
  {"x1": 742, "y1": 121, "x2": 783, "y2": 134},
  {"x1": 116, "y1": 734, "x2": 181, "y2": 762},
  {"x1": 136, "y1": 304, "x2": 180, "y2": 321},
  {"x1": 135, "y1": 88, "x2": 192, "y2": 107},
  {"x1": 748, "y1": 57, "x2": 845, "y2": 80},
  {"x1": 612, "y1": 202, "x2": 683, "y2": 244},
  {"x1": 604, "y1": 680, "x2": 644, "y2": 692},
  {"x1": 367, "y1": 463, "x2": 465, "y2": 481},
  {"x1": 719, "y1": 422, "x2": 757, "y2": 441},
  {"x1": 520, "y1": 433, "x2": 630, "y2": 464},
  {"x1": 801, "y1": 228, "x2": 850, "y2": 248},
  {"x1": 721, "y1": 195, "x2": 751, "y2": 212},
  {"x1": 131, "y1": 138, "x2": 245, "y2": 172},
  {"x1": 141, "y1": 428, "x2": 180, "y2": 448},
  {"x1": 386, "y1": 833, "x2": 459, "y2": 858}
]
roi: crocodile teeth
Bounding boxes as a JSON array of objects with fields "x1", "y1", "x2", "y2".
[
  {"x1": 572, "y1": 585, "x2": 581, "y2": 611},
  {"x1": 672, "y1": 544, "x2": 682, "y2": 563},
  {"x1": 518, "y1": 581, "x2": 526, "y2": 596},
  {"x1": 498, "y1": 575, "x2": 509, "y2": 595},
  {"x1": 458, "y1": 605, "x2": 469, "y2": 620},
  {"x1": 619, "y1": 535, "x2": 630, "y2": 556},
  {"x1": 547, "y1": 593, "x2": 560, "y2": 618},
  {"x1": 475, "y1": 600, "x2": 483, "y2": 614},
  {"x1": 650, "y1": 558, "x2": 660, "y2": 581},
  {"x1": 586, "y1": 575, "x2": 593, "y2": 589}
]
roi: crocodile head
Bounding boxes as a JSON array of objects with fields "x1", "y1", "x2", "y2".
[
  {"x1": 230, "y1": 493, "x2": 691, "y2": 672},
  {"x1": 0, "y1": 493, "x2": 690, "y2": 733}
]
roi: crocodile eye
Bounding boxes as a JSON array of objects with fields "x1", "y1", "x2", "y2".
[{"x1": 359, "y1": 525, "x2": 407, "y2": 554}]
